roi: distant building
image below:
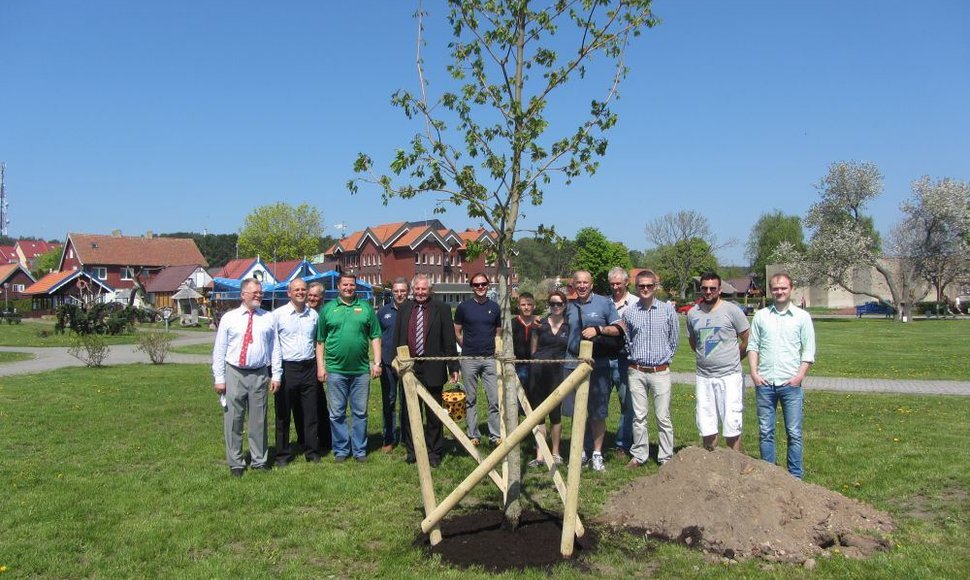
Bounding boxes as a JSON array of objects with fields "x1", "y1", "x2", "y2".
[
  {"x1": 324, "y1": 219, "x2": 516, "y2": 304},
  {"x1": 15, "y1": 239, "x2": 61, "y2": 271},
  {"x1": 0, "y1": 263, "x2": 36, "y2": 302},
  {"x1": 58, "y1": 231, "x2": 207, "y2": 291}
]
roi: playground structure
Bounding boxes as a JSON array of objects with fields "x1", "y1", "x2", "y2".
[{"x1": 393, "y1": 340, "x2": 594, "y2": 558}]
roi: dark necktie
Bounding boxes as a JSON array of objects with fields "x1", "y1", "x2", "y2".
[
  {"x1": 415, "y1": 304, "x2": 425, "y2": 356},
  {"x1": 238, "y1": 310, "x2": 254, "y2": 366}
]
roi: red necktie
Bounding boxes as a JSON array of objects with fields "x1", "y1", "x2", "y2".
[{"x1": 238, "y1": 310, "x2": 254, "y2": 366}]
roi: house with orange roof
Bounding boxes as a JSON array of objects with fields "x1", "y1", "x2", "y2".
[
  {"x1": 58, "y1": 231, "x2": 207, "y2": 292},
  {"x1": 324, "y1": 220, "x2": 516, "y2": 304},
  {"x1": 0, "y1": 263, "x2": 36, "y2": 305},
  {"x1": 23, "y1": 269, "x2": 113, "y2": 312}
]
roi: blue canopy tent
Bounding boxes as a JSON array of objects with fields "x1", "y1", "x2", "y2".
[{"x1": 212, "y1": 272, "x2": 373, "y2": 308}]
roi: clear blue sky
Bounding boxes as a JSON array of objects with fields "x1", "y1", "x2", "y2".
[{"x1": 3, "y1": 0, "x2": 968, "y2": 265}]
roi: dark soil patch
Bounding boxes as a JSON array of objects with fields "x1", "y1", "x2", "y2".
[
  {"x1": 419, "y1": 509, "x2": 598, "y2": 572},
  {"x1": 597, "y1": 447, "x2": 895, "y2": 564}
]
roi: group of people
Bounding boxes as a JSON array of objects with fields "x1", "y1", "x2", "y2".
[{"x1": 212, "y1": 267, "x2": 815, "y2": 480}]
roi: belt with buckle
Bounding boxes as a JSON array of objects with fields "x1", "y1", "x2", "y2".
[{"x1": 630, "y1": 363, "x2": 669, "y2": 373}]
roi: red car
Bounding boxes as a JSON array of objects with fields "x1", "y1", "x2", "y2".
[{"x1": 676, "y1": 298, "x2": 702, "y2": 314}]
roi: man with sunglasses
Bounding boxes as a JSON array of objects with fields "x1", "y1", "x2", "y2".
[
  {"x1": 622, "y1": 270, "x2": 679, "y2": 468},
  {"x1": 212, "y1": 278, "x2": 282, "y2": 477},
  {"x1": 454, "y1": 273, "x2": 502, "y2": 445},
  {"x1": 686, "y1": 272, "x2": 749, "y2": 453},
  {"x1": 563, "y1": 269, "x2": 622, "y2": 472}
]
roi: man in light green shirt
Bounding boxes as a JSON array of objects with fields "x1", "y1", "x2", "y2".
[{"x1": 747, "y1": 272, "x2": 815, "y2": 479}]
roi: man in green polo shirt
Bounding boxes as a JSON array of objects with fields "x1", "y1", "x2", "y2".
[{"x1": 316, "y1": 273, "x2": 381, "y2": 462}]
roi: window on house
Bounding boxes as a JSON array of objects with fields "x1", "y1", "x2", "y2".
[
  {"x1": 13, "y1": 284, "x2": 24, "y2": 293},
  {"x1": 120, "y1": 267, "x2": 135, "y2": 280},
  {"x1": 436, "y1": 254, "x2": 441, "y2": 265},
  {"x1": 68, "y1": 248, "x2": 74, "y2": 259},
  {"x1": 91, "y1": 267, "x2": 107, "y2": 280},
  {"x1": 415, "y1": 254, "x2": 420, "y2": 264}
]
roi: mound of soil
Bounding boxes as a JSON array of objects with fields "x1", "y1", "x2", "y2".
[
  {"x1": 420, "y1": 509, "x2": 598, "y2": 572},
  {"x1": 598, "y1": 447, "x2": 895, "y2": 563}
]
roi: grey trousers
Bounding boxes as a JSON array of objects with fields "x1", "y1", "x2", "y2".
[
  {"x1": 224, "y1": 364, "x2": 270, "y2": 469},
  {"x1": 628, "y1": 367, "x2": 674, "y2": 464},
  {"x1": 460, "y1": 357, "x2": 500, "y2": 440}
]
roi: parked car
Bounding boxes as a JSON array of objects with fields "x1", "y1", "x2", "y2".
[
  {"x1": 677, "y1": 298, "x2": 701, "y2": 314},
  {"x1": 855, "y1": 301, "x2": 895, "y2": 318}
]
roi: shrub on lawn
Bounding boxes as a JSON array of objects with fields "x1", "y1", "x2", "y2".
[
  {"x1": 137, "y1": 331, "x2": 174, "y2": 364},
  {"x1": 68, "y1": 335, "x2": 110, "y2": 367}
]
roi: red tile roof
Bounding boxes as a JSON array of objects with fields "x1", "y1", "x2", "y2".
[
  {"x1": 266, "y1": 260, "x2": 301, "y2": 280},
  {"x1": 15, "y1": 239, "x2": 59, "y2": 259},
  {"x1": 216, "y1": 258, "x2": 257, "y2": 279},
  {"x1": 0, "y1": 246, "x2": 16, "y2": 263},
  {"x1": 67, "y1": 233, "x2": 207, "y2": 267}
]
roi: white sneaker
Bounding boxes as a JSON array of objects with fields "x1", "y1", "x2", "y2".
[{"x1": 591, "y1": 453, "x2": 606, "y2": 472}]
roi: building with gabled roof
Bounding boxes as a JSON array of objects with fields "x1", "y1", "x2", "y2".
[
  {"x1": 144, "y1": 264, "x2": 213, "y2": 310},
  {"x1": 58, "y1": 231, "x2": 207, "y2": 291},
  {"x1": 212, "y1": 257, "x2": 276, "y2": 284},
  {"x1": 0, "y1": 263, "x2": 36, "y2": 303},
  {"x1": 23, "y1": 269, "x2": 114, "y2": 312},
  {"x1": 15, "y1": 239, "x2": 60, "y2": 271},
  {"x1": 0, "y1": 245, "x2": 17, "y2": 265},
  {"x1": 324, "y1": 220, "x2": 515, "y2": 304}
]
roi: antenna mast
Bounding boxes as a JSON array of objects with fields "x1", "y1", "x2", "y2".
[{"x1": 0, "y1": 163, "x2": 8, "y2": 237}]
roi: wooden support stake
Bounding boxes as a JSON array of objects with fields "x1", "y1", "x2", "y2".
[
  {"x1": 518, "y1": 389, "x2": 585, "y2": 537},
  {"x1": 397, "y1": 345, "x2": 442, "y2": 545},
  {"x1": 560, "y1": 341, "x2": 593, "y2": 557},
  {"x1": 495, "y1": 336, "x2": 508, "y2": 502},
  {"x1": 420, "y1": 353, "x2": 593, "y2": 533}
]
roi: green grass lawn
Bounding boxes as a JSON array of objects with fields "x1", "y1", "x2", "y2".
[
  {"x1": 0, "y1": 320, "x2": 141, "y2": 347},
  {"x1": 1, "y1": 364, "x2": 967, "y2": 578},
  {"x1": 0, "y1": 351, "x2": 33, "y2": 364},
  {"x1": 670, "y1": 317, "x2": 970, "y2": 380}
]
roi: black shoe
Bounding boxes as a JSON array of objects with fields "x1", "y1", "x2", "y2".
[
  {"x1": 306, "y1": 455, "x2": 322, "y2": 463},
  {"x1": 251, "y1": 464, "x2": 271, "y2": 471},
  {"x1": 335, "y1": 455, "x2": 348, "y2": 463},
  {"x1": 230, "y1": 468, "x2": 244, "y2": 477},
  {"x1": 429, "y1": 457, "x2": 441, "y2": 468},
  {"x1": 355, "y1": 456, "x2": 367, "y2": 463},
  {"x1": 405, "y1": 456, "x2": 416, "y2": 464},
  {"x1": 275, "y1": 458, "x2": 291, "y2": 468}
]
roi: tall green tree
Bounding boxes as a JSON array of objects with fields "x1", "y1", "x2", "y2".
[
  {"x1": 349, "y1": 0, "x2": 657, "y2": 527},
  {"x1": 745, "y1": 210, "x2": 806, "y2": 289},
  {"x1": 654, "y1": 237, "x2": 718, "y2": 298},
  {"x1": 514, "y1": 236, "x2": 576, "y2": 281},
  {"x1": 569, "y1": 227, "x2": 632, "y2": 293},
  {"x1": 32, "y1": 247, "x2": 64, "y2": 278},
  {"x1": 237, "y1": 203, "x2": 322, "y2": 262}
]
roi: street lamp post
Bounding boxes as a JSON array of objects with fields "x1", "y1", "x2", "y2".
[{"x1": 3, "y1": 282, "x2": 9, "y2": 313}]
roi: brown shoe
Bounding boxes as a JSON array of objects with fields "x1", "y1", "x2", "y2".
[
  {"x1": 469, "y1": 438, "x2": 480, "y2": 447},
  {"x1": 626, "y1": 458, "x2": 644, "y2": 469},
  {"x1": 381, "y1": 444, "x2": 394, "y2": 454},
  {"x1": 615, "y1": 448, "x2": 628, "y2": 460}
]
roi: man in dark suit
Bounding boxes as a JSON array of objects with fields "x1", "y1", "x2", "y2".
[{"x1": 393, "y1": 273, "x2": 459, "y2": 467}]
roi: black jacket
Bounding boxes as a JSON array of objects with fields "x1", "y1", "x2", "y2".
[{"x1": 393, "y1": 298, "x2": 459, "y2": 386}]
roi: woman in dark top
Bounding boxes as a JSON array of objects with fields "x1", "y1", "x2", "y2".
[{"x1": 527, "y1": 290, "x2": 570, "y2": 467}]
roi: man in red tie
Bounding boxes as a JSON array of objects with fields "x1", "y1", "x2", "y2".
[{"x1": 213, "y1": 278, "x2": 282, "y2": 477}]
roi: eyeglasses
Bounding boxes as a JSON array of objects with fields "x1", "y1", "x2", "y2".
[
  {"x1": 243, "y1": 291, "x2": 263, "y2": 297},
  {"x1": 471, "y1": 282, "x2": 489, "y2": 288},
  {"x1": 548, "y1": 301, "x2": 564, "y2": 307},
  {"x1": 637, "y1": 283, "x2": 656, "y2": 289},
  {"x1": 700, "y1": 286, "x2": 719, "y2": 292}
]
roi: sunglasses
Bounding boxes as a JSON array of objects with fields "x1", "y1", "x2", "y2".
[
  {"x1": 700, "y1": 286, "x2": 719, "y2": 292},
  {"x1": 471, "y1": 282, "x2": 489, "y2": 288},
  {"x1": 548, "y1": 301, "x2": 564, "y2": 307},
  {"x1": 637, "y1": 283, "x2": 656, "y2": 289}
]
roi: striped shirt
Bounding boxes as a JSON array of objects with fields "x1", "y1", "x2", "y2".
[{"x1": 621, "y1": 299, "x2": 679, "y2": 367}]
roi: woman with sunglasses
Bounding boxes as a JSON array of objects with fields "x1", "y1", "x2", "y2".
[{"x1": 526, "y1": 290, "x2": 570, "y2": 467}]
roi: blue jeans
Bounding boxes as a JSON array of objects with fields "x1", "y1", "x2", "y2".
[
  {"x1": 326, "y1": 373, "x2": 371, "y2": 459},
  {"x1": 756, "y1": 384, "x2": 804, "y2": 478},
  {"x1": 610, "y1": 357, "x2": 633, "y2": 451}
]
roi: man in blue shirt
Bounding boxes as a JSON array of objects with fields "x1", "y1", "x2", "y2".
[
  {"x1": 454, "y1": 273, "x2": 501, "y2": 445},
  {"x1": 622, "y1": 269, "x2": 679, "y2": 468},
  {"x1": 564, "y1": 270, "x2": 622, "y2": 472},
  {"x1": 376, "y1": 277, "x2": 410, "y2": 453},
  {"x1": 747, "y1": 272, "x2": 815, "y2": 479}
]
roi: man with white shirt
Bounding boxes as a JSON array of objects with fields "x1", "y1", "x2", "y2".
[
  {"x1": 273, "y1": 278, "x2": 321, "y2": 467},
  {"x1": 212, "y1": 278, "x2": 282, "y2": 477},
  {"x1": 607, "y1": 266, "x2": 637, "y2": 459}
]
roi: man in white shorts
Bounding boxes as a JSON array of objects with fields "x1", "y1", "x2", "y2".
[{"x1": 686, "y1": 272, "x2": 750, "y2": 451}]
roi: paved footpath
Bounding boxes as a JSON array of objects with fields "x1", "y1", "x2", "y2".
[{"x1": 1, "y1": 331, "x2": 967, "y2": 396}]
